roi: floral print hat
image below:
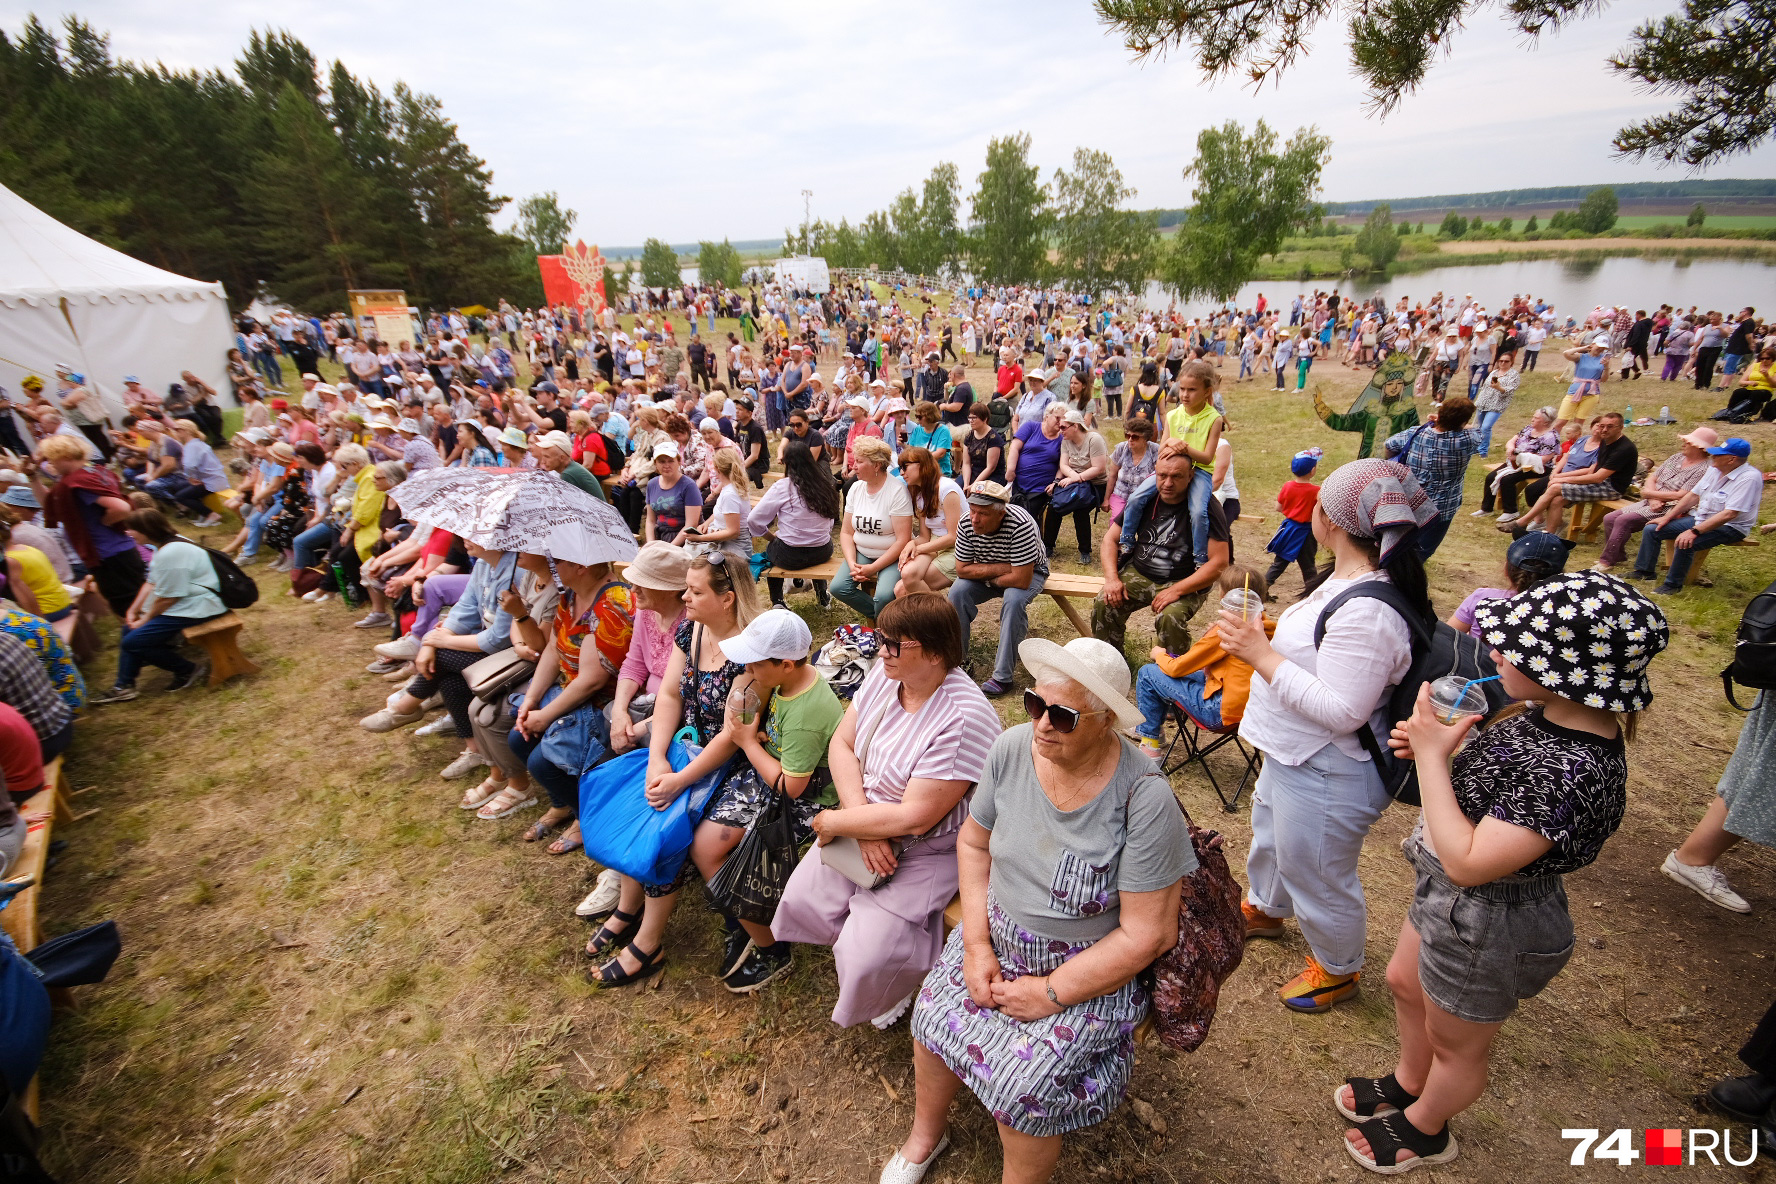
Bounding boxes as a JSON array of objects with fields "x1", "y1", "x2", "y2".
[{"x1": 1472, "y1": 569, "x2": 1669, "y2": 712}]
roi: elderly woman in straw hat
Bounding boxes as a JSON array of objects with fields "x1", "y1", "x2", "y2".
[{"x1": 883, "y1": 636, "x2": 1194, "y2": 1184}]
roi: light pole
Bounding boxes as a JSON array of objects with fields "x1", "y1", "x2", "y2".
[{"x1": 800, "y1": 189, "x2": 813, "y2": 252}]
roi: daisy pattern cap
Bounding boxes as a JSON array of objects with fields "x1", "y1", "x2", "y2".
[{"x1": 1471, "y1": 569, "x2": 1668, "y2": 712}]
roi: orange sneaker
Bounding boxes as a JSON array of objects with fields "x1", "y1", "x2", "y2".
[
  {"x1": 1279, "y1": 955, "x2": 1360, "y2": 1012},
  {"x1": 1242, "y1": 902, "x2": 1285, "y2": 939}
]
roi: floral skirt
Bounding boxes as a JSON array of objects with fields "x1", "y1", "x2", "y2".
[{"x1": 909, "y1": 894, "x2": 1146, "y2": 1137}]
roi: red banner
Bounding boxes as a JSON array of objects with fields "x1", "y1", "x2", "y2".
[{"x1": 537, "y1": 240, "x2": 606, "y2": 314}]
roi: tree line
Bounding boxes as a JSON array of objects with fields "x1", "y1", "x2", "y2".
[{"x1": 0, "y1": 15, "x2": 540, "y2": 313}]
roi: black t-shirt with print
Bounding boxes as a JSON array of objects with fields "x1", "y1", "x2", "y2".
[
  {"x1": 1727, "y1": 317, "x2": 1757, "y2": 355},
  {"x1": 1119, "y1": 493, "x2": 1230, "y2": 584},
  {"x1": 1450, "y1": 709, "x2": 1626, "y2": 878},
  {"x1": 943, "y1": 381, "x2": 975, "y2": 427},
  {"x1": 963, "y1": 427, "x2": 1006, "y2": 486}
]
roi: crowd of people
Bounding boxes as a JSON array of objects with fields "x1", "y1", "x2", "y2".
[{"x1": 2, "y1": 274, "x2": 1774, "y2": 1182}]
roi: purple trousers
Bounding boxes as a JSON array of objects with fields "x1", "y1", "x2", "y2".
[
  {"x1": 411, "y1": 574, "x2": 471, "y2": 639},
  {"x1": 1599, "y1": 506, "x2": 1651, "y2": 567},
  {"x1": 1661, "y1": 353, "x2": 1687, "y2": 381},
  {"x1": 773, "y1": 829, "x2": 959, "y2": 1028}
]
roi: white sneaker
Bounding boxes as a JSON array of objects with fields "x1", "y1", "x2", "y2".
[
  {"x1": 354, "y1": 612, "x2": 392, "y2": 628},
  {"x1": 878, "y1": 1134, "x2": 949, "y2": 1184},
  {"x1": 374, "y1": 635, "x2": 422, "y2": 661},
  {"x1": 1497, "y1": 513, "x2": 1519, "y2": 524},
  {"x1": 302, "y1": 589, "x2": 324, "y2": 602},
  {"x1": 1469, "y1": 509, "x2": 1488, "y2": 517},
  {"x1": 192, "y1": 513, "x2": 222, "y2": 527},
  {"x1": 575, "y1": 868, "x2": 623, "y2": 919},
  {"x1": 870, "y1": 991, "x2": 917, "y2": 1031},
  {"x1": 360, "y1": 707, "x2": 424, "y2": 733},
  {"x1": 439, "y1": 750, "x2": 488, "y2": 779},
  {"x1": 415, "y1": 715, "x2": 457, "y2": 738},
  {"x1": 420, "y1": 692, "x2": 444, "y2": 712},
  {"x1": 1662, "y1": 850, "x2": 1750, "y2": 913}
]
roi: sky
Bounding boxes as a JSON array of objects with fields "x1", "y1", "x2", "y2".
[{"x1": 24, "y1": 0, "x2": 1776, "y2": 245}]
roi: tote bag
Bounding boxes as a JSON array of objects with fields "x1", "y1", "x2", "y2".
[{"x1": 580, "y1": 727, "x2": 727, "y2": 886}]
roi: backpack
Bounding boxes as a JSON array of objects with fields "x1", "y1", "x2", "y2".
[
  {"x1": 1722, "y1": 578, "x2": 1776, "y2": 710},
  {"x1": 178, "y1": 537, "x2": 259, "y2": 610},
  {"x1": 986, "y1": 396, "x2": 1013, "y2": 434},
  {"x1": 1313, "y1": 581, "x2": 1508, "y2": 807}
]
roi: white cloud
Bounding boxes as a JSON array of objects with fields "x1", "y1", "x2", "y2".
[{"x1": 24, "y1": 0, "x2": 1776, "y2": 243}]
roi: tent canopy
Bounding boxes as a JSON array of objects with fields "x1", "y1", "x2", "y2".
[{"x1": 0, "y1": 182, "x2": 235, "y2": 419}]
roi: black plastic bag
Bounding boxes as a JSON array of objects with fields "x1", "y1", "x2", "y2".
[
  {"x1": 706, "y1": 784, "x2": 799, "y2": 923},
  {"x1": 25, "y1": 921, "x2": 120, "y2": 989}
]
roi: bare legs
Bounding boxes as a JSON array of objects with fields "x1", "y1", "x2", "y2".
[
  {"x1": 1675, "y1": 796, "x2": 1742, "y2": 867},
  {"x1": 898, "y1": 1041, "x2": 1065, "y2": 1183},
  {"x1": 1345, "y1": 917, "x2": 1505, "y2": 1163},
  {"x1": 896, "y1": 553, "x2": 953, "y2": 597}
]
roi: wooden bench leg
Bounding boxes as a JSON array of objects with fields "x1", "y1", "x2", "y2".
[
  {"x1": 192, "y1": 627, "x2": 261, "y2": 686},
  {"x1": 1047, "y1": 593, "x2": 1092, "y2": 639}
]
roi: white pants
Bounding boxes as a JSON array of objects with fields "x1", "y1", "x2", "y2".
[{"x1": 1244, "y1": 742, "x2": 1392, "y2": 976}]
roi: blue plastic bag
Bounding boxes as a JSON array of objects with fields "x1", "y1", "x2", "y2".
[{"x1": 580, "y1": 728, "x2": 729, "y2": 886}]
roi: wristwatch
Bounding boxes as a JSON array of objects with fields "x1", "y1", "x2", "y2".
[{"x1": 1045, "y1": 982, "x2": 1060, "y2": 1007}]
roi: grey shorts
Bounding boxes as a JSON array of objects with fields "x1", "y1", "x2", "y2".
[
  {"x1": 1403, "y1": 829, "x2": 1574, "y2": 1023},
  {"x1": 1558, "y1": 481, "x2": 1619, "y2": 504}
]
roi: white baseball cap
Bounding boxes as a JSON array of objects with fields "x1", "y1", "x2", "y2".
[
  {"x1": 652, "y1": 440, "x2": 680, "y2": 460},
  {"x1": 718, "y1": 607, "x2": 813, "y2": 665},
  {"x1": 536, "y1": 429, "x2": 574, "y2": 453}
]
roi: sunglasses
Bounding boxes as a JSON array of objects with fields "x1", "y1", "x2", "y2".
[
  {"x1": 1023, "y1": 690, "x2": 1110, "y2": 734},
  {"x1": 879, "y1": 635, "x2": 923, "y2": 658}
]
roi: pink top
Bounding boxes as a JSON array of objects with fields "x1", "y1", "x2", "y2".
[
  {"x1": 849, "y1": 665, "x2": 1000, "y2": 836},
  {"x1": 618, "y1": 607, "x2": 686, "y2": 695}
]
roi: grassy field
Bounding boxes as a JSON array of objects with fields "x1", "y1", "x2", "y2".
[
  {"x1": 32, "y1": 301, "x2": 1776, "y2": 1183},
  {"x1": 1614, "y1": 215, "x2": 1776, "y2": 230}
]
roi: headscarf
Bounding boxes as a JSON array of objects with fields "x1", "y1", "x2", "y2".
[{"x1": 1317, "y1": 459, "x2": 1438, "y2": 565}]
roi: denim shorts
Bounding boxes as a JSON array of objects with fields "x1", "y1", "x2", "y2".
[{"x1": 1403, "y1": 827, "x2": 1574, "y2": 1023}]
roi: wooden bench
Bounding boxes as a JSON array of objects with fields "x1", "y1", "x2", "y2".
[
  {"x1": 1563, "y1": 498, "x2": 1636, "y2": 544},
  {"x1": 1665, "y1": 535, "x2": 1760, "y2": 586},
  {"x1": 182, "y1": 612, "x2": 259, "y2": 687},
  {"x1": 761, "y1": 560, "x2": 1108, "y2": 639},
  {"x1": 5, "y1": 759, "x2": 79, "y2": 1125}
]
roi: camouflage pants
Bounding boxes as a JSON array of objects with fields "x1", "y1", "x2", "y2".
[{"x1": 1091, "y1": 567, "x2": 1209, "y2": 666}]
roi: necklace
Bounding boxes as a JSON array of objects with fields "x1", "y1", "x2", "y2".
[{"x1": 1042, "y1": 742, "x2": 1117, "y2": 812}]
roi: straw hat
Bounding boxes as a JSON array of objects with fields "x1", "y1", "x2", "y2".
[{"x1": 1017, "y1": 637, "x2": 1142, "y2": 731}]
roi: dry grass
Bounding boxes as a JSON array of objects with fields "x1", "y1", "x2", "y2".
[{"x1": 35, "y1": 300, "x2": 1776, "y2": 1182}]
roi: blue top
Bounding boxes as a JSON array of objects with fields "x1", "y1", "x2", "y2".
[
  {"x1": 1013, "y1": 421, "x2": 1064, "y2": 493},
  {"x1": 444, "y1": 552, "x2": 520, "y2": 653}
]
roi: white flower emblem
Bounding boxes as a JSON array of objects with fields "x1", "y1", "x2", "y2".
[
  {"x1": 1610, "y1": 699, "x2": 1627, "y2": 712},
  {"x1": 1556, "y1": 604, "x2": 1578, "y2": 620},
  {"x1": 1528, "y1": 655, "x2": 1551, "y2": 672},
  {"x1": 1555, "y1": 626, "x2": 1575, "y2": 642},
  {"x1": 1585, "y1": 694, "x2": 1606, "y2": 708},
  {"x1": 1560, "y1": 648, "x2": 1579, "y2": 664},
  {"x1": 1589, "y1": 642, "x2": 1610, "y2": 658}
]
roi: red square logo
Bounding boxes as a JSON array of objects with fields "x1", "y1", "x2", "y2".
[{"x1": 1645, "y1": 1128, "x2": 1683, "y2": 1166}]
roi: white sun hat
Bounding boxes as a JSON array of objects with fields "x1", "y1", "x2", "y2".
[{"x1": 1017, "y1": 637, "x2": 1142, "y2": 732}]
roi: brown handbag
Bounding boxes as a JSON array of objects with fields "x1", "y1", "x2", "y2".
[{"x1": 1129, "y1": 776, "x2": 1247, "y2": 1053}]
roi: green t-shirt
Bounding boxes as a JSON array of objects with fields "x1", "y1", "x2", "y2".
[
  {"x1": 557, "y1": 461, "x2": 607, "y2": 502},
  {"x1": 765, "y1": 673, "x2": 845, "y2": 806},
  {"x1": 1165, "y1": 402, "x2": 1219, "y2": 473}
]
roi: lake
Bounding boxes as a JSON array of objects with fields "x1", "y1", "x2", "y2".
[{"x1": 1141, "y1": 255, "x2": 1776, "y2": 318}]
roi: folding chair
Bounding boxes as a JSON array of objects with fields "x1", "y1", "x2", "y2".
[{"x1": 1157, "y1": 700, "x2": 1261, "y2": 812}]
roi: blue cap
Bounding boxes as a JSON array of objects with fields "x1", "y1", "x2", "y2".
[
  {"x1": 1707, "y1": 437, "x2": 1752, "y2": 458},
  {"x1": 0, "y1": 486, "x2": 40, "y2": 509},
  {"x1": 1506, "y1": 529, "x2": 1569, "y2": 576},
  {"x1": 123, "y1": 375, "x2": 140, "y2": 383},
  {"x1": 67, "y1": 372, "x2": 84, "y2": 384}
]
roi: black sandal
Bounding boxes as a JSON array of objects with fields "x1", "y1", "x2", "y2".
[
  {"x1": 1334, "y1": 1073, "x2": 1421, "y2": 1121},
  {"x1": 593, "y1": 939, "x2": 665, "y2": 988},
  {"x1": 1344, "y1": 1112, "x2": 1458, "y2": 1175},
  {"x1": 584, "y1": 908, "x2": 639, "y2": 960}
]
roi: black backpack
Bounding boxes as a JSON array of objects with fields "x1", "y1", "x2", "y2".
[
  {"x1": 178, "y1": 537, "x2": 259, "y2": 610},
  {"x1": 1723, "y1": 579, "x2": 1776, "y2": 710},
  {"x1": 1314, "y1": 581, "x2": 1509, "y2": 807}
]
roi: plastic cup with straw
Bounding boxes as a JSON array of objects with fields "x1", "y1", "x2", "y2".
[{"x1": 1428, "y1": 674, "x2": 1499, "y2": 725}]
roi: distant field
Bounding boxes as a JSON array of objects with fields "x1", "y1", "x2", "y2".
[{"x1": 1613, "y1": 214, "x2": 1776, "y2": 230}]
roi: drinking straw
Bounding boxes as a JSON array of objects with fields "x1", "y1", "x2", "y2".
[
  {"x1": 1457, "y1": 674, "x2": 1500, "y2": 705},
  {"x1": 1242, "y1": 572, "x2": 1251, "y2": 622}
]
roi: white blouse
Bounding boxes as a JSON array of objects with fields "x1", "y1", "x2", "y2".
[{"x1": 1239, "y1": 572, "x2": 1414, "y2": 767}]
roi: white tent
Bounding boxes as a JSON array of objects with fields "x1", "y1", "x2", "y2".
[{"x1": 0, "y1": 182, "x2": 235, "y2": 422}]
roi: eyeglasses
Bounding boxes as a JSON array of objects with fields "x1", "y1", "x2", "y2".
[
  {"x1": 1023, "y1": 690, "x2": 1110, "y2": 734},
  {"x1": 879, "y1": 635, "x2": 923, "y2": 658}
]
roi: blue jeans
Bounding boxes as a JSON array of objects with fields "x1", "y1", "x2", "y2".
[
  {"x1": 507, "y1": 724, "x2": 589, "y2": 812},
  {"x1": 1185, "y1": 466, "x2": 1212, "y2": 565},
  {"x1": 1414, "y1": 513, "x2": 1454, "y2": 562},
  {"x1": 1634, "y1": 517, "x2": 1746, "y2": 590},
  {"x1": 831, "y1": 555, "x2": 900, "y2": 621},
  {"x1": 1476, "y1": 409, "x2": 1504, "y2": 456},
  {"x1": 255, "y1": 348, "x2": 283, "y2": 385},
  {"x1": 145, "y1": 474, "x2": 190, "y2": 502},
  {"x1": 242, "y1": 493, "x2": 284, "y2": 558},
  {"x1": 117, "y1": 613, "x2": 214, "y2": 687},
  {"x1": 293, "y1": 522, "x2": 337, "y2": 570},
  {"x1": 1134, "y1": 665, "x2": 1223, "y2": 738},
  {"x1": 1467, "y1": 364, "x2": 1491, "y2": 399},
  {"x1": 949, "y1": 572, "x2": 1046, "y2": 683}
]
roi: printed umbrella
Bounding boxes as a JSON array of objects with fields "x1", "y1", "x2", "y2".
[{"x1": 390, "y1": 468, "x2": 637, "y2": 567}]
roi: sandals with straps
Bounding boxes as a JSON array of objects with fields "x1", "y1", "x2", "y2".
[
  {"x1": 475, "y1": 785, "x2": 536, "y2": 821},
  {"x1": 585, "y1": 908, "x2": 640, "y2": 961},
  {"x1": 593, "y1": 939, "x2": 665, "y2": 988},
  {"x1": 1344, "y1": 1112, "x2": 1458, "y2": 1175},
  {"x1": 459, "y1": 775, "x2": 507, "y2": 811},
  {"x1": 1334, "y1": 1073, "x2": 1421, "y2": 1122}
]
